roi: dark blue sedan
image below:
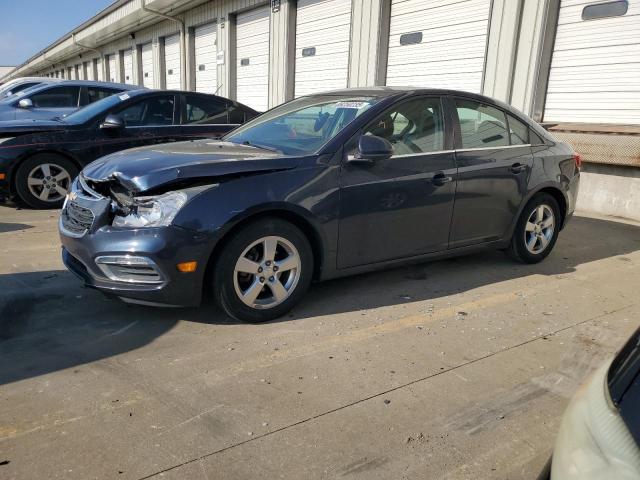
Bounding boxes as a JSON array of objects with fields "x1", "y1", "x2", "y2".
[{"x1": 59, "y1": 87, "x2": 580, "y2": 322}]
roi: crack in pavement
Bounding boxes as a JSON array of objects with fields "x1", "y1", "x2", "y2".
[{"x1": 137, "y1": 302, "x2": 637, "y2": 479}]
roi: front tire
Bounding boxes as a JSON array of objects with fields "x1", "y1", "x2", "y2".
[
  {"x1": 15, "y1": 154, "x2": 77, "y2": 209},
  {"x1": 213, "y1": 218, "x2": 314, "y2": 322},
  {"x1": 508, "y1": 193, "x2": 561, "y2": 264}
]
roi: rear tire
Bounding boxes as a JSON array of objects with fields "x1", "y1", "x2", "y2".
[
  {"x1": 212, "y1": 218, "x2": 314, "y2": 323},
  {"x1": 15, "y1": 154, "x2": 77, "y2": 209},
  {"x1": 508, "y1": 193, "x2": 561, "y2": 264}
]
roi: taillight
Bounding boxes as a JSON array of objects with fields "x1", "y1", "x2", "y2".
[{"x1": 573, "y1": 153, "x2": 582, "y2": 169}]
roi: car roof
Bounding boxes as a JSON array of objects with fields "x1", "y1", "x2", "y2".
[
  {"x1": 2, "y1": 76, "x2": 59, "y2": 85},
  {"x1": 309, "y1": 87, "x2": 535, "y2": 123}
]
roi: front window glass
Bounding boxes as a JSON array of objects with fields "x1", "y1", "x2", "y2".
[
  {"x1": 456, "y1": 99, "x2": 509, "y2": 148},
  {"x1": 362, "y1": 97, "x2": 444, "y2": 155},
  {"x1": 225, "y1": 96, "x2": 380, "y2": 155}
]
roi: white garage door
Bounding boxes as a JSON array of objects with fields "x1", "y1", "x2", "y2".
[
  {"x1": 386, "y1": 0, "x2": 491, "y2": 93},
  {"x1": 294, "y1": 0, "x2": 352, "y2": 97},
  {"x1": 108, "y1": 55, "x2": 117, "y2": 82},
  {"x1": 236, "y1": 5, "x2": 270, "y2": 111},
  {"x1": 96, "y1": 58, "x2": 104, "y2": 81},
  {"x1": 164, "y1": 33, "x2": 181, "y2": 89},
  {"x1": 84, "y1": 61, "x2": 93, "y2": 81},
  {"x1": 122, "y1": 49, "x2": 134, "y2": 84},
  {"x1": 194, "y1": 23, "x2": 218, "y2": 94},
  {"x1": 141, "y1": 43, "x2": 154, "y2": 88},
  {"x1": 545, "y1": 0, "x2": 640, "y2": 124}
]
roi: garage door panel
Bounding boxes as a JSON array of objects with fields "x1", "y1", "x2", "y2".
[
  {"x1": 554, "y1": 17, "x2": 640, "y2": 48},
  {"x1": 545, "y1": 0, "x2": 640, "y2": 124},
  {"x1": 386, "y1": 0, "x2": 490, "y2": 92},
  {"x1": 141, "y1": 43, "x2": 154, "y2": 88},
  {"x1": 390, "y1": 1, "x2": 490, "y2": 31},
  {"x1": 387, "y1": 37, "x2": 486, "y2": 64},
  {"x1": 543, "y1": 109, "x2": 640, "y2": 124},
  {"x1": 96, "y1": 58, "x2": 104, "y2": 81},
  {"x1": 108, "y1": 55, "x2": 117, "y2": 82},
  {"x1": 387, "y1": 58, "x2": 485, "y2": 77},
  {"x1": 164, "y1": 33, "x2": 181, "y2": 90},
  {"x1": 296, "y1": 27, "x2": 351, "y2": 45},
  {"x1": 550, "y1": 44, "x2": 639, "y2": 67},
  {"x1": 236, "y1": 5, "x2": 269, "y2": 111},
  {"x1": 123, "y1": 49, "x2": 133, "y2": 84},
  {"x1": 390, "y1": 0, "x2": 482, "y2": 16},
  {"x1": 294, "y1": 0, "x2": 351, "y2": 97},
  {"x1": 194, "y1": 23, "x2": 217, "y2": 94}
]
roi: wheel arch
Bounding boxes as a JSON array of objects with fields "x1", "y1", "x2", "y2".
[
  {"x1": 536, "y1": 186, "x2": 568, "y2": 228},
  {"x1": 201, "y1": 206, "x2": 326, "y2": 302}
]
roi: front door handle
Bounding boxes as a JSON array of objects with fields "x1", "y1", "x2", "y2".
[
  {"x1": 432, "y1": 172, "x2": 453, "y2": 186},
  {"x1": 510, "y1": 163, "x2": 526, "y2": 174}
]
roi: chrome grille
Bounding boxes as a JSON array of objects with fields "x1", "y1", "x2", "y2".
[{"x1": 61, "y1": 201, "x2": 95, "y2": 236}]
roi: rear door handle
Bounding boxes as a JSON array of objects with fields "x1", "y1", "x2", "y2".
[
  {"x1": 432, "y1": 172, "x2": 453, "y2": 186},
  {"x1": 510, "y1": 163, "x2": 526, "y2": 174}
]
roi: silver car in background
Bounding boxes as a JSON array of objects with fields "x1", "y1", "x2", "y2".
[
  {"x1": 0, "y1": 80, "x2": 140, "y2": 121},
  {"x1": 0, "y1": 76, "x2": 59, "y2": 99}
]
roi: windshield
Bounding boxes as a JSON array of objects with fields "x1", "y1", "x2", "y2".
[
  {"x1": 62, "y1": 92, "x2": 130, "y2": 124},
  {"x1": 224, "y1": 96, "x2": 380, "y2": 155}
]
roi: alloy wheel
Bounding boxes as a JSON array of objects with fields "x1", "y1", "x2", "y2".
[
  {"x1": 233, "y1": 236, "x2": 302, "y2": 309},
  {"x1": 26, "y1": 163, "x2": 71, "y2": 203},
  {"x1": 524, "y1": 204, "x2": 555, "y2": 254}
]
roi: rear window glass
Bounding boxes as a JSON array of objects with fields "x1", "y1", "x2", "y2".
[
  {"x1": 455, "y1": 99, "x2": 509, "y2": 148},
  {"x1": 508, "y1": 114, "x2": 529, "y2": 145}
]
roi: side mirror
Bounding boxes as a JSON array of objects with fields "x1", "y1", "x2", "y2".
[
  {"x1": 350, "y1": 134, "x2": 393, "y2": 164},
  {"x1": 100, "y1": 114, "x2": 124, "y2": 130},
  {"x1": 18, "y1": 98, "x2": 33, "y2": 109}
]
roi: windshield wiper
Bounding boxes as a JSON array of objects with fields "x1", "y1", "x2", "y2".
[{"x1": 241, "y1": 140, "x2": 281, "y2": 153}]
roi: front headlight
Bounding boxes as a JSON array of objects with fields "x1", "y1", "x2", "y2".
[
  {"x1": 113, "y1": 191, "x2": 188, "y2": 228},
  {"x1": 0, "y1": 137, "x2": 15, "y2": 145}
]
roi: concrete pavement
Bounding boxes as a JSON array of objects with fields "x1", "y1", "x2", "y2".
[{"x1": 0, "y1": 204, "x2": 639, "y2": 479}]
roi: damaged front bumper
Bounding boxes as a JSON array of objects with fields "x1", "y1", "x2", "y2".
[{"x1": 59, "y1": 175, "x2": 214, "y2": 307}]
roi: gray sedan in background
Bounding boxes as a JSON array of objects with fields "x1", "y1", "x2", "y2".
[
  {"x1": 0, "y1": 76, "x2": 60, "y2": 99},
  {"x1": 0, "y1": 80, "x2": 139, "y2": 121}
]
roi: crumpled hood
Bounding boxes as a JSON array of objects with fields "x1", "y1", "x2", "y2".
[
  {"x1": 0, "y1": 118, "x2": 69, "y2": 134},
  {"x1": 82, "y1": 139, "x2": 300, "y2": 193}
]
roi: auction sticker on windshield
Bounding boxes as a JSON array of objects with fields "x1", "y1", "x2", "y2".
[{"x1": 334, "y1": 101, "x2": 369, "y2": 109}]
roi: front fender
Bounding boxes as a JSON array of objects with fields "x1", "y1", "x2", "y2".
[{"x1": 173, "y1": 164, "x2": 340, "y2": 273}]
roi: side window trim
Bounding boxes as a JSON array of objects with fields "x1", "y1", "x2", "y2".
[{"x1": 451, "y1": 96, "x2": 533, "y2": 150}]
